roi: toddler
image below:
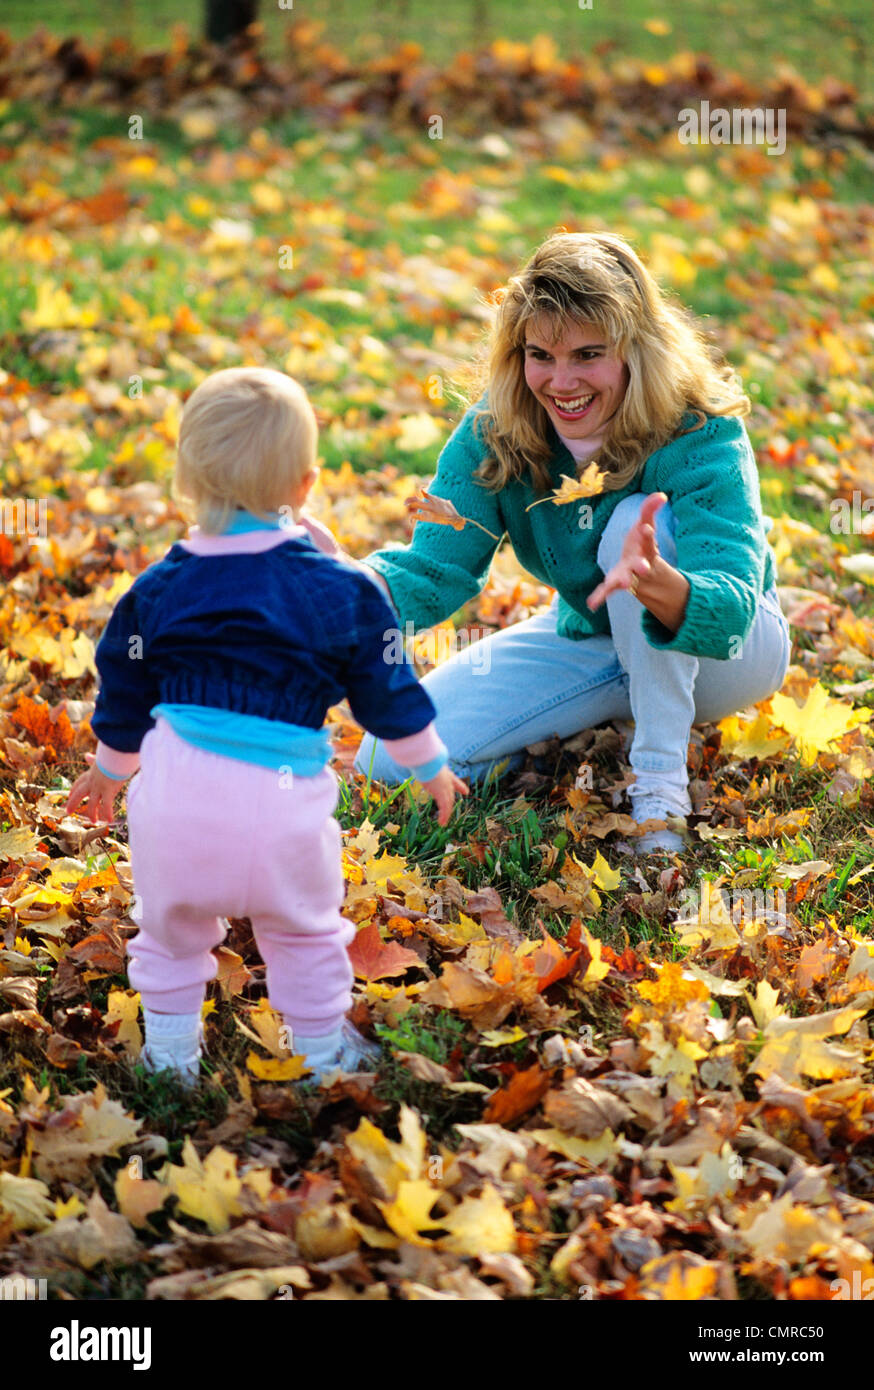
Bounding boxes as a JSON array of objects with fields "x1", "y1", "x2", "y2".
[{"x1": 65, "y1": 367, "x2": 468, "y2": 1084}]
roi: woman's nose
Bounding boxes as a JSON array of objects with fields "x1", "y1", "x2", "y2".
[{"x1": 549, "y1": 363, "x2": 585, "y2": 391}]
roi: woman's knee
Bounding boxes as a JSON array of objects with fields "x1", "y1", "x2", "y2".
[{"x1": 597, "y1": 491, "x2": 677, "y2": 570}]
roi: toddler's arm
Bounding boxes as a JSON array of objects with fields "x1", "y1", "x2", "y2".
[{"x1": 67, "y1": 581, "x2": 160, "y2": 822}]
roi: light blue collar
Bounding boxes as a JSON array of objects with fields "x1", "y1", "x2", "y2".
[{"x1": 222, "y1": 507, "x2": 289, "y2": 535}]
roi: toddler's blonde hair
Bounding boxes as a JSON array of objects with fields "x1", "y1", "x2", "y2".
[{"x1": 173, "y1": 367, "x2": 317, "y2": 533}]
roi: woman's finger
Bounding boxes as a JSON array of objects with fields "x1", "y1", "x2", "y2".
[{"x1": 643, "y1": 491, "x2": 667, "y2": 524}]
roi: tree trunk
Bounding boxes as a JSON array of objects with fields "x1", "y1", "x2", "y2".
[{"x1": 204, "y1": 0, "x2": 259, "y2": 44}]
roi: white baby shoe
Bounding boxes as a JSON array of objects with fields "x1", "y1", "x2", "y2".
[
  {"x1": 140, "y1": 1008, "x2": 204, "y2": 1086},
  {"x1": 295, "y1": 1019, "x2": 381, "y2": 1083}
]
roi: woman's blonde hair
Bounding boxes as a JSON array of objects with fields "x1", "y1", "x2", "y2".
[
  {"x1": 173, "y1": 367, "x2": 317, "y2": 533},
  {"x1": 462, "y1": 231, "x2": 750, "y2": 495}
]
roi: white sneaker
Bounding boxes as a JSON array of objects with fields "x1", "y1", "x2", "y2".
[{"x1": 630, "y1": 793, "x2": 689, "y2": 855}]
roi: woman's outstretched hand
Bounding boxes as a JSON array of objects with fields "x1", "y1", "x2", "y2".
[
  {"x1": 420, "y1": 765, "x2": 470, "y2": 827},
  {"x1": 586, "y1": 492, "x2": 667, "y2": 611}
]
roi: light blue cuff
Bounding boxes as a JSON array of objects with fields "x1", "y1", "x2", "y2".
[
  {"x1": 96, "y1": 761, "x2": 131, "y2": 781},
  {"x1": 407, "y1": 751, "x2": 449, "y2": 782}
]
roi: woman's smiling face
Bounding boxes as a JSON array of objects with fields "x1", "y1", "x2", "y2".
[{"x1": 523, "y1": 318, "x2": 630, "y2": 439}]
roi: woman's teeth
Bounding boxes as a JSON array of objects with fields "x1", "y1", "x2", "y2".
[{"x1": 550, "y1": 393, "x2": 595, "y2": 417}]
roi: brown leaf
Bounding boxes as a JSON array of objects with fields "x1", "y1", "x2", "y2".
[
  {"x1": 213, "y1": 944, "x2": 253, "y2": 999},
  {"x1": 44, "y1": 1033, "x2": 84, "y2": 1068},
  {"x1": 465, "y1": 887, "x2": 524, "y2": 945},
  {"x1": 543, "y1": 1077, "x2": 635, "y2": 1138},
  {"x1": 419, "y1": 962, "x2": 515, "y2": 1030},
  {"x1": 24, "y1": 1190, "x2": 139, "y2": 1271},
  {"x1": 395, "y1": 1052, "x2": 453, "y2": 1084},
  {"x1": 68, "y1": 927, "x2": 126, "y2": 975}
]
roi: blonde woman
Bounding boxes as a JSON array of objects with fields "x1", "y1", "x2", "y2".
[{"x1": 351, "y1": 231, "x2": 790, "y2": 853}]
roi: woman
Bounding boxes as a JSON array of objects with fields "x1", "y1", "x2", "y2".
[{"x1": 345, "y1": 231, "x2": 791, "y2": 853}]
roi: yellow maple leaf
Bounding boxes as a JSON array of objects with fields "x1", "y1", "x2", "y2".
[
  {"x1": 717, "y1": 710, "x2": 791, "y2": 760},
  {"x1": 642, "y1": 1021, "x2": 708, "y2": 1096},
  {"x1": 643, "y1": 1257, "x2": 718, "y2": 1300},
  {"x1": 0, "y1": 1172, "x2": 54, "y2": 1231},
  {"x1": 378, "y1": 1180, "x2": 444, "y2": 1244},
  {"x1": 345, "y1": 1105, "x2": 427, "y2": 1201},
  {"x1": 578, "y1": 924, "x2": 611, "y2": 989},
  {"x1": 674, "y1": 879, "x2": 740, "y2": 952},
  {"x1": 105, "y1": 988, "x2": 142, "y2": 1057},
  {"x1": 749, "y1": 979, "x2": 786, "y2": 1030},
  {"x1": 159, "y1": 1137, "x2": 243, "y2": 1234},
  {"x1": 525, "y1": 463, "x2": 606, "y2": 514},
  {"x1": 246, "y1": 1051, "x2": 309, "y2": 1081},
  {"x1": 770, "y1": 682, "x2": 871, "y2": 767},
  {"x1": 235, "y1": 997, "x2": 287, "y2": 1056},
  {"x1": 752, "y1": 1006, "x2": 868, "y2": 1083},
  {"x1": 364, "y1": 850, "x2": 412, "y2": 886},
  {"x1": 637, "y1": 960, "x2": 710, "y2": 1013},
  {"x1": 479, "y1": 1025, "x2": 528, "y2": 1047},
  {"x1": 439, "y1": 1184, "x2": 516, "y2": 1255},
  {"x1": 665, "y1": 1144, "x2": 741, "y2": 1215},
  {"x1": 529, "y1": 1128, "x2": 618, "y2": 1168},
  {"x1": 589, "y1": 849, "x2": 622, "y2": 891}
]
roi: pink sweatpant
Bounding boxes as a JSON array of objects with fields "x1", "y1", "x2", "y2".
[{"x1": 125, "y1": 718, "x2": 354, "y2": 1034}]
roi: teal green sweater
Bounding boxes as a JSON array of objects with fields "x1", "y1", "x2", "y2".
[{"x1": 364, "y1": 403, "x2": 778, "y2": 662}]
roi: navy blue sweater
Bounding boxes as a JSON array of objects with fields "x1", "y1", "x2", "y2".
[{"x1": 90, "y1": 528, "x2": 438, "y2": 760}]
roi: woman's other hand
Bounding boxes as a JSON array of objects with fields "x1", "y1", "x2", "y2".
[{"x1": 586, "y1": 491, "x2": 666, "y2": 611}]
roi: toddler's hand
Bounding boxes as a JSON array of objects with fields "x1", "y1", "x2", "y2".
[
  {"x1": 419, "y1": 765, "x2": 469, "y2": 827},
  {"x1": 65, "y1": 753, "x2": 124, "y2": 825}
]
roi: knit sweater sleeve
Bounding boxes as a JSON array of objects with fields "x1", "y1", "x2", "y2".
[
  {"x1": 90, "y1": 579, "x2": 163, "y2": 757},
  {"x1": 641, "y1": 415, "x2": 768, "y2": 660},
  {"x1": 361, "y1": 405, "x2": 505, "y2": 631}
]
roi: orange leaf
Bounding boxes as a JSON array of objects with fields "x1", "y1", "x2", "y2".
[
  {"x1": 10, "y1": 696, "x2": 74, "y2": 756},
  {"x1": 405, "y1": 489, "x2": 501, "y2": 541},
  {"x1": 347, "y1": 922, "x2": 421, "y2": 981},
  {"x1": 483, "y1": 1062, "x2": 552, "y2": 1125},
  {"x1": 530, "y1": 926, "x2": 580, "y2": 993},
  {"x1": 407, "y1": 489, "x2": 466, "y2": 530}
]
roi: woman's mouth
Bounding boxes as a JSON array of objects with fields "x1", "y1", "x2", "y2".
[{"x1": 547, "y1": 392, "x2": 596, "y2": 422}]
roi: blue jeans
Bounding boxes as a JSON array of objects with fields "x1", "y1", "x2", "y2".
[{"x1": 353, "y1": 493, "x2": 791, "y2": 790}]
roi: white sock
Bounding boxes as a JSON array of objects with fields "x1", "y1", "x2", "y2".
[
  {"x1": 143, "y1": 1008, "x2": 202, "y2": 1043},
  {"x1": 294, "y1": 1027, "x2": 343, "y2": 1069}
]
